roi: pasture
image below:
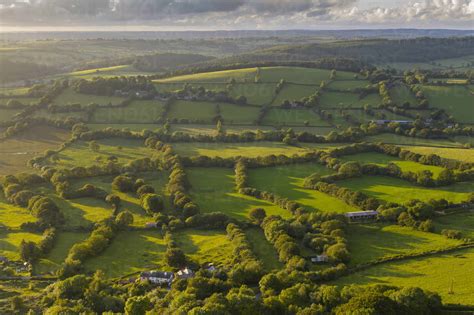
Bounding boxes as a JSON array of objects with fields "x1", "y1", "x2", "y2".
[
  {"x1": 52, "y1": 88, "x2": 125, "y2": 106},
  {"x1": 338, "y1": 176, "x2": 474, "y2": 204},
  {"x1": 259, "y1": 67, "x2": 355, "y2": 84},
  {"x1": 0, "y1": 108, "x2": 20, "y2": 122},
  {"x1": 91, "y1": 100, "x2": 165, "y2": 123},
  {"x1": 346, "y1": 224, "x2": 463, "y2": 266},
  {"x1": 83, "y1": 230, "x2": 167, "y2": 278},
  {"x1": 262, "y1": 108, "x2": 331, "y2": 126},
  {"x1": 175, "y1": 229, "x2": 235, "y2": 267},
  {"x1": 434, "y1": 212, "x2": 474, "y2": 239},
  {"x1": 319, "y1": 92, "x2": 381, "y2": 108},
  {"x1": 220, "y1": 103, "x2": 260, "y2": 125},
  {"x1": 35, "y1": 232, "x2": 89, "y2": 275},
  {"x1": 247, "y1": 163, "x2": 360, "y2": 213},
  {"x1": 49, "y1": 138, "x2": 158, "y2": 168},
  {"x1": 0, "y1": 125, "x2": 71, "y2": 175},
  {"x1": 365, "y1": 133, "x2": 463, "y2": 148},
  {"x1": 390, "y1": 84, "x2": 418, "y2": 106},
  {"x1": 338, "y1": 152, "x2": 446, "y2": 177},
  {"x1": 333, "y1": 248, "x2": 474, "y2": 306},
  {"x1": 167, "y1": 100, "x2": 216, "y2": 123},
  {"x1": 187, "y1": 167, "x2": 292, "y2": 220},
  {"x1": 245, "y1": 227, "x2": 283, "y2": 271},
  {"x1": 0, "y1": 194, "x2": 37, "y2": 229},
  {"x1": 271, "y1": 84, "x2": 318, "y2": 106},
  {"x1": 401, "y1": 146, "x2": 474, "y2": 163},
  {"x1": 229, "y1": 83, "x2": 276, "y2": 106},
  {"x1": 328, "y1": 80, "x2": 371, "y2": 90},
  {"x1": 421, "y1": 85, "x2": 473, "y2": 123}
]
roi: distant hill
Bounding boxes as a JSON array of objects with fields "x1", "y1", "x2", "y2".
[
  {"x1": 212, "y1": 37, "x2": 474, "y2": 65},
  {"x1": 133, "y1": 53, "x2": 215, "y2": 72}
]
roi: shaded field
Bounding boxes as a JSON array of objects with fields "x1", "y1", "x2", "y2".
[
  {"x1": 49, "y1": 138, "x2": 157, "y2": 168},
  {"x1": 229, "y1": 83, "x2": 276, "y2": 105},
  {"x1": 167, "y1": 100, "x2": 216, "y2": 123},
  {"x1": 36, "y1": 232, "x2": 89, "y2": 275},
  {"x1": 220, "y1": 103, "x2": 260, "y2": 124},
  {"x1": 0, "y1": 125, "x2": 71, "y2": 175},
  {"x1": 53, "y1": 88, "x2": 126, "y2": 106},
  {"x1": 434, "y1": 212, "x2": 474, "y2": 239},
  {"x1": 84, "y1": 230, "x2": 167, "y2": 278},
  {"x1": 0, "y1": 108, "x2": 21, "y2": 122},
  {"x1": 262, "y1": 108, "x2": 331, "y2": 127},
  {"x1": 91, "y1": 100, "x2": 165, "y2": 123},
  {"x1": 0, "y1": 231, "x2": 42, "y2": 260},
  {"x1": 333, "y1": 248, "x2": 474, "y2": 306},
  {"x1": 247, "y1": 163, "x2": 360, "y2": 213},
  {"x1": 188, "y1": 167, "x2": 292, "y2": 220},
  {"x1": 365, "y1": 133, "x2": 463, "y2": 148},
  {"x1": 175, "y1": 229, "x2": 234, "y2": 267},
  {"x1": 86, "y1": 123, "x2": 162, "y2": 132},
  {"x1": 327, "y1": 80, "x2": 370, "y2": 90},
  {"x1": 320, "y1": 92, "x2": 381, "y2": 108},
  {"x1": 390, "y1": 84, "x2": 418, "y2": 106},
  {"x1": 338, "y1": 176, "x2": 474, "y2": 204},
  {"x1": 245, "y1": 227, "x2": 283, "y2": 271},
  {"x1": 346, "y1": 224, "x2": 463, "y2": 266},
  {"x1": 400, "y1": 146, "x2": 474, "y2": 163},
  {"x1": 339, "y1": 152, "x2": 446, "y2": 177},
  {"x1": 271, "y1": 84, "x2": 318, "y2": 106},
  {"x1": 0, "y1": 97, "x2": 39, "y2": 106},
  {"x1": 421, "y1": 85, "x2": 473, "y2": 123},
  {"x1": 259, "y1": 67, "x2": 355, "y2": 84}
]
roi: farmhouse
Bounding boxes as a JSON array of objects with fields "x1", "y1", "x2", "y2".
[
  {"x1": 140, "y1": 271, "x2": 174, "y2": 285},
  {"x1": 345, "y1": 210, "x2": 379, "y2": 222}
]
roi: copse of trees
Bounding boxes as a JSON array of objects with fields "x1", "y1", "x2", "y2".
[
  {"x1": 73, "y1": 76, "x2": 156, "y2": 96},
  {"x1": 19, "y1": 228, "x2": 57, "y2": 264}
]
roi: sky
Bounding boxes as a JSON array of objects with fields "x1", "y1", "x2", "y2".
[{"x1": 0, "y1": 0, "x2": 473, "y2": 30}]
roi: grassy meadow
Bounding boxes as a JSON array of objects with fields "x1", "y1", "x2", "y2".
[
  {"x1": 421, "y1": 85, "x2": 473, "y2": 123},
  {"x1": 53, "y1": 88, "x2": 125, "y2": 106},
  {"x1": 401, "y1": 146, "x2": 474, "y2": 163},
  {"x1": 245, "y1": 227, "x2": 283, "y2": 271},
  {"x1": 91, "y1": 100, "x2": 165, "y2": 123},
  {"x1": 338, "y1": 176, "x2": 474, "y2": 204},
  {"x1": 247, "y1": 163, "x2": 360, "y2": 213},
  {"x1": 262, "y1": 108, "x2": 331, "y2": 126},
  {"x1": 188, "y1": 167, "x2": 292, "y2": 220},
  {"x1": 333, "y1": 248, "x2": 474, "y2": 306}
]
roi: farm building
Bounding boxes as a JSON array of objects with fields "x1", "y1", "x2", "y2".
[
  {"x1": 177, "y1": 268, "x2": 194, "y2": 279},
  {"x1": 345, "y1": 210, "x2": 379, "y2": 222},
  {"x1": 140, "y1": 271, "x2": 174, "y2": 285},
  {"x1": 311, "y1": 255, "x2": 329, "y2": 263}
]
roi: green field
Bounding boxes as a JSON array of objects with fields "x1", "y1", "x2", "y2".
[
  {"x1": 259, "y1": 67, "x2": 355, "y2": 84},
  {"x1": 262, "y1": 108, "x2": 331, "y2": 126},
  {"x1": 220, "y1": 103, "x2": 260, "y2": 124},
  {"x1": 0, "y1": 194, "x2": 37, "y2": 229},
  {"x1": 86, "y1": 123, "x2": 162, "y2": 132},
  {"x1": 347, "y1": 224, "x2": 463, "y2": 266},
  {"x1": 91, "y1": 100, "x2": 165, "y2": 123},
  {"x1": 247, "y1": 163, "x2": 360, "y2": 213},
  {"x1": 65, "y1": 65, "x2": 150, "y2": 79},
  {"x1": 271, "y1": 84, "x2": 318, "y2": 106},
  {"x1": 245, "y1": 227, "x2": 283, "y2": 271},
  {"x1": 0, "y1": 232, "x2": 43, "y2": 261},
  {"x1": 328, "y1": 80, "x2": 371, "y2": 90},
  {"x1": 36, "y1": 232, "x2": 89, "y2": 275},
  {"x1": 31, "y1": 108, "x2": 89, "y2": 121},
  {"x1": 0, "y1": 125, "x2": 71, "y2": 175},
  {"x1": 401, "y1": 146, "x2": 474, "y2": 163},
  {"x1": 339, "y1": 152, "x2": 446, "y2": 177},
  {"x1": 0, "y1": 108, "x2": 20, "y2": 122},
  {"x1": 390, "y1": 84, "x2": 418, "y2": 106},
  {"x1": 188, "y1": 167, "x2": 292, "y2": 220},
  {"x1": 167, "y1": 100, "x2": 216, "y2": 123},
  {"x1": 320, "y1": 92, "x2": 381, "y2": 108},
  {"x1": 434, "y1": 212, "x2": 474, "y2": 239},
  {"x1": 334, "y1": 248, "x2": 474, "y2": 306},
  {"x1": 229, "y1": 83, "x2": 276, "y2": 105},
  {"x1": 53, "y1": 88, "x2": 126, "y2": 106},
  {"x1": 49, "y1": 138, "x2": 158, "y2": 168},
  {"x1": 84, "y1": 230, "x2": 167, "y2": 278},
  {"x1": 421, "y1": 85, "x2": 473, "y2": 123},
  {"x1": 175, "y1": 229, "x2": 234, "y2": 267},
  {"x1": 155, "y1": 68, "x2": 257, "y2": 83},
  {"x1": 365, "y1": 133, "x2": 463, "y2": 148},
  {"x1": 338, "y1": 176, "x2": 474, "y2": 204}
]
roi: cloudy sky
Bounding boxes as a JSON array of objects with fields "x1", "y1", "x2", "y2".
[{"x1": 0, "y1": 0, "x2": 473, "y2": 30}]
